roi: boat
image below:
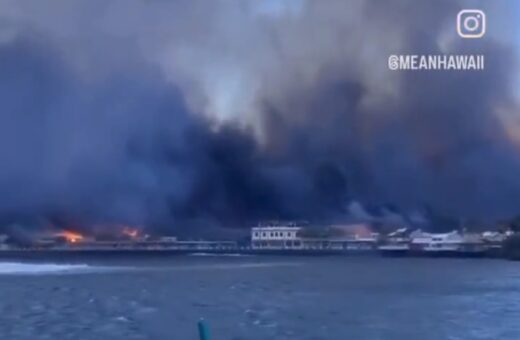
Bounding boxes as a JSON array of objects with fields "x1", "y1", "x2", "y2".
[{"x1": 408, "y1": 230, "x2": 486, "y2": 258}]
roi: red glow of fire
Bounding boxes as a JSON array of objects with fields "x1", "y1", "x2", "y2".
[
  {"x1": 122, "y1": 227, "x2": 139, "y2": 238},
  {"x1": 55, "y1": 230, "x2": 84, "y2": 243}
]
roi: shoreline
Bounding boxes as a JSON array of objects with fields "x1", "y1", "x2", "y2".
[{"x1": 0, "y1": 248, "x2": 511, "y2": 261}]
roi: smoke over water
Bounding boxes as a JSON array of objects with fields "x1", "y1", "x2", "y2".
[{"x1": 0, "y1": 0, "x2": 519, "y2": 232}]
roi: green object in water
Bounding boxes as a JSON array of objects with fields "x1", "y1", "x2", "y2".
[{"x1": 198, "y1": 319, "x2": 211, "y2": 340}]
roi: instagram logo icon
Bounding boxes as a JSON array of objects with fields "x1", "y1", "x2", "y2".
[{"x1": 457, "y1": 9, "x2": 486, "y2": 38}]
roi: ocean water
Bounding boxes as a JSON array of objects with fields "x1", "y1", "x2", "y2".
[{"x1": 0, "y1": 255, "x2": 519, "y2": 340}]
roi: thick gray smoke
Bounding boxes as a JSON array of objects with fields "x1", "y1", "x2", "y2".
[{"x1": 0, "y1": 0, "x2": 519, "y2": 232}]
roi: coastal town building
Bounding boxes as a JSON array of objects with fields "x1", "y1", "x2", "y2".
[
  {"x1": 250, "y1": 223, "x2": 378, "y2": 251},
  {"x1": 251, "y1": 225, "x2": 302, "y2": 249},
  {"x1": 380, "y1": 229, "x2": 490, "y2": 256}
]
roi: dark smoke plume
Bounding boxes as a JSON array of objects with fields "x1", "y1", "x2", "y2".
[{"x1": 0, "y1": 0, "x2": 519, "y2": 233}]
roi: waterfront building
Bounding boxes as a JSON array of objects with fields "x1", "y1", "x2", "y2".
[
  {"x1": 379, "y1": 228, "x2": 492, "y2": 257},
  {"x1": 251, "y1": 225, "x2": 303, "y2": 249},
  {"x1": 250, "y1": 223, "x2": 378, "y2": 251}
]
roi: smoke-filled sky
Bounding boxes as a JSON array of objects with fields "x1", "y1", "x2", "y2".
[{"x1": 0, "y1": 0, "x2": 519, "y2": 231}]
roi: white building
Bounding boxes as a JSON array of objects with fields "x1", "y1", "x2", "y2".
[
  {"x1": 251, "y1": 226, "x2": 302, "y2": 249},
  {"x1": 250, "y1": 224, "x2": 377, "y2": 251}
]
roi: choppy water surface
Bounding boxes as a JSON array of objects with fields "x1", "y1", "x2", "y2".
[{"x1": 0, "y1": 256, "x2": 519, "y2": 340}]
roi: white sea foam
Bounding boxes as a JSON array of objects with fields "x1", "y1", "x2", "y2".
[
  {"x1": 0, "y1": 262, "x2": 97, "y2": 275},
  {"x1": 0, "y1": 260, "x2": 300, "y2": 275}
]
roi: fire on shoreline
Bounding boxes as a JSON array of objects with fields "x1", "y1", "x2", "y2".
[
  {"x1": 47, "y1": 222, "x2": 144, "y2": 245},
  {"x1": 52, "y1": 225, "x2": 142, "y2": 244},
  {"x1": 122, "y1": 227, "x2": 140, "y2": 239},
  {"x1": 55, "y1": 230, "x2": 84, "y2": 243}
]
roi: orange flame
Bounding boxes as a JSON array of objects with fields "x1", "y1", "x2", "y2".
[
  {"x1": 55, "y1": 230, "x2": 84, "y2": 243},
  {"x1": 122, "y1": 227, "x2": 139, "y2": 239}
]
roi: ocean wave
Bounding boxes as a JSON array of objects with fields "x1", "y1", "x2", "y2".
[{"x1": 0, "y1": 262, "x2": 98, "y2": 275}]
